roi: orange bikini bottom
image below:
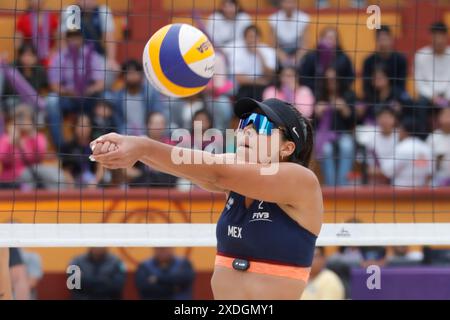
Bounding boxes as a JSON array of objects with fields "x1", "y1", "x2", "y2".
[{"x1": 215, "y1": 254, "x2": 311, "y2": 282}]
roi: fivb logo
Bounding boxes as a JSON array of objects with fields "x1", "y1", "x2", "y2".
[{"x1": 250, "y1": 201, "x2": 272, "y2": 222}]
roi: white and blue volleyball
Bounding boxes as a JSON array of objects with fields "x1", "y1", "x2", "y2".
[{"x1": 142, "y1": 23, "x2": 215, "y2": 98}]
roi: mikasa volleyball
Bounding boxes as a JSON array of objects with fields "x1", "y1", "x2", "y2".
[{"x1": 143, "y1": 23, "x2": 215, "y2": 98}]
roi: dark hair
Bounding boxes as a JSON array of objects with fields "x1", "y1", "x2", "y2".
[
  {"x1": 376, "y1": 25, "x2": 391, "y2": 37},
  {"x1": 218, "y1": 0, "x2": 244, "y2": 15},
  {"x1": 430, "y1": 21, "x2": 448, "y2": 34},
  {"x1": 399, "y1": 116, "x2": 418, "y2": 137},
  {"x1": 192, "y1": 108, "x2": 213, "y2": 128},
  {"x1": 275, "y1": 65, "x2": 297, "y2": 89},
  {"x1": 243, "y1": 24, "x2": 261, "y2": 38},
  {"x1": 284, "y1": 104, "x2": 314, "y2": 168},
  {"x1": 18, "y1": 43, "x2": 37, "y2": 58},
  {"x1": 318, "y1": 26, "x2": 343, "y2": 51},
  {"x1": 316, "y1": 67, "x2": 345, "y2": 101},
  {"x1": 121, "y1": 59, "x2": 143, "y2": 73},
  {"x1": 376, "y1": 105, "x2": 397, "y2": 118}
]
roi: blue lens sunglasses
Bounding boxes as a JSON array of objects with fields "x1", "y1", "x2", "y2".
[{"x1": 238, "y1": 113, "x2": 276, "y2": 135}]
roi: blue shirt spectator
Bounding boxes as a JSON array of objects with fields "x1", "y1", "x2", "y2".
[
  {"x1": 135, "y1": 247, "x2": 195, "y2": 300},
  {"x1": 106, "y1": 59, "x2": 164, "y2": 136}
]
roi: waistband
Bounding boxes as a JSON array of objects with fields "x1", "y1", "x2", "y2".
[{"x1": 215, "y1": 254, "x2": 310, "y2": 282}]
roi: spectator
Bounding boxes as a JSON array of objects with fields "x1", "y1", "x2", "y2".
[
  {"x1": 268, "y1": 0, "x2": 310, "y2": 67},
  {"x1": 9, "y1": 248, "x2": 31, "y2": 300},
  {"x1": 91, "y1": 100, "x2": 118, "y2": 140},
  {"x1": 135, "y1": 247, "x2": 195, "y2": 300},
  {"x1": 106, "y1": 59, "x2": 164, "y2": 136},
  {"x1": 61, "y1": 0, "x2": 119, "y2": 88},
  {"x1": 60, "y1": 113, "x2": 101, "y2": 188},
  {"x1": 362, "y1": 25, "x2": 408, "y2": 99},
  {"x1": 129, "y1": 112, "x2": 178, "y2": 188},
  {"x1": 298, "y1": 26, "x2": 355, "y2": 95},
  {"x1": 0, "y1": 103, "x2": 62, "y2": 190},
  {"x1": 360, "y1": 64, "x2": 412, "y2": 125},
  {"x1": 301, "y1": 247, "x2": 345, "y2": 300},
  {"x1": 202, "y1": 51, "x2": 234, "y2": 132},
  {"x1": 0, "y1": 44, "x2": 47, "y2": 113},
  {"x1": 205, "y1": 0, "x2": 252, "y2": 49},
  {"x1": 386, "y1": 246, "x2": 422, "y2": 267},
  {"x1": 20, "y1": 249, "x2": 43, "y2": 300},
  {"x1": 314, "y1": 67, "x2": 356, "y2": 186},
  {"x1": 226, "y1": 25, "x2": 276, "y2": 100},
  {"x1": 185, "y1": 108, "x2": 223, "y2": 153},
  {"x1": 0, "y1": 248, "x2": 13, "y2": 300},
  {"x1": 69, "y1": 248, "x2": 126, "y2": 300},
  {"x1": 381, "y1": 116, "x2": 433, "y2": 187},
  {"x1": 263, "y1": 65, "x2": 315, "y2": 118},
  {"x1": 358, "y1": 107, "x2": 398, "y2": 185},
  {"x1": 47, "y1": 28, "x2": 105, "y2": 148},
  {"x1": 359, "y1": 247, "x2": 387, "y2": 268},
  {"x1": 16, "y1": 0, "x2": 59, "y2": 66},
  {"x1": 414, "y1": 22, "x2": 450, "y2": 132},
  {"x1": 426, "y1": 107, "x2": 450, "y2": 186}
]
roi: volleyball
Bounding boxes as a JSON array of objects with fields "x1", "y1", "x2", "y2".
[{"x1": 142, "y1": 23, "x2": 215, "y2": 98}]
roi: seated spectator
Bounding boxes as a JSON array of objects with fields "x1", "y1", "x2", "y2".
[
  {"x1": 60, "y1": 114, "x2": 101, "y2": 188},
  {"x1": 20, "y1": 249, "x2": 43, "y2": 300},
  {"x1": 386, "y1": 246, "x2": 423, "y2": 267},
  {"x1": 362, "y1": 25, "x2": 407, "y2": 100},
  {"x1": 301, "y1": 247, "x2": 345, "y2": 300},
  {"x1": 381, "y1": 116, "x2": 433, "y2": 187},
  {"x1": 268, "y1": 0, "x2": 310, "y2": 67},
  {"x1": 15, "y1": 0, "x2": 59, "y2": 66},
  {"x1": 129, "y1": 112, "x2": 178, "y2": 188},
  {"x1": 298, "y1": 26, "x2": 355, "y2": 96},
  {"x1": 358, "y1": 107, "x2": 398, "y2": 185},
  {"x1": 426, "y1": 107, "x2": 450, "y2": 186},
  {"x1": 263, "y1": 65, "x2": 315, "y2": 118},
  {"x1": 1, "y1": 44, "x2": 47, "y2": 112},
  {"x1": 225, "y1": 25, "x2": 276, "y2": 100},
  {"x1": 9, "y1": 248, "x2": 31, "y2": 300},
  {"x1": 61, "y1": 0, "x2": 119, "y2": 88},
  {"x1": 359, "y1": 64, "x2": 412, "y2": 125},
  {"x1": 314, "y1": 67, "x2": 356, "y2": 186},
  {"x1": 91, "y1": 100, "x2": 119, "y2": 140},
  {"x1": 69, "y1": 248, "x2": 126, "y2": 300},
  {"x1": 106, "y1": 59, "x2": 164, "y2": 136},
  {"x1": 359, "y1": 247, "x2": 387, "y2": 268},
  {"x1": 0, "y1": 103, "x2": 62, "y2": 190},
  {"x1": 205, "y1": 0, "x2": 252, "y2": 49},
  {"x1": 47, "y1": 28, "x2": 105, "y2": 148},
  {"x1": 414, "y1": 22, "x2": 450, "y2": 132},
  {"x1": 178, "y1": 108, "x2": 223, "y2": 153},
  {"x1": 202, "y1": 51, "x2": 234, "y2": 132},
  {"x1": 135, "y1": 247, "x2": 195, "y2": 300}
]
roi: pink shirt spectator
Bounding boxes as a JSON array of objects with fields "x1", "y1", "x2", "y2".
[
  {"x1": 263, "y1": 85, "x2": 315, "y2": 118},
  {"x1": 0, "y1": 133, "x2": 47, "y2": 181}
]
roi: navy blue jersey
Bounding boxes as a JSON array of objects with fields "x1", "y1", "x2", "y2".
[{"x1": 216, "y1": 191, "x2": 317, "y2": 267}]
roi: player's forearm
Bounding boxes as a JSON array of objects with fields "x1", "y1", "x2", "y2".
[{"x1": 138, "y1": 137, "x2": 220, "y2": 186}]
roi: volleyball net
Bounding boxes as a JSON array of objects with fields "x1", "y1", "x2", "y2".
[{"x1": 0, "y1": 0, "x2": 449, "y2": 248}]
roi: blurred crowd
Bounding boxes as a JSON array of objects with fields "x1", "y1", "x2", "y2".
[
  {"x1": 9, "y1": 243, "x2": 450, "y2": 300},
  {"x1": 0, "y1": 0, "x2": 449, "y2": 191}
]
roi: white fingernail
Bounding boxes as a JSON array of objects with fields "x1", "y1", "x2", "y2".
[{"x1": 89, "y1": 155, "x2": 96, "y2": 162}]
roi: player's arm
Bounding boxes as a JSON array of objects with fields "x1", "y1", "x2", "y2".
[{"x1": 91, "y1": 134, "x2": 320, "y2": 206}]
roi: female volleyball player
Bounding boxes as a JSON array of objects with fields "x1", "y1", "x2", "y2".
[{"x1": 91, "y1": 98, "x2": 323, "y2": 299}]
